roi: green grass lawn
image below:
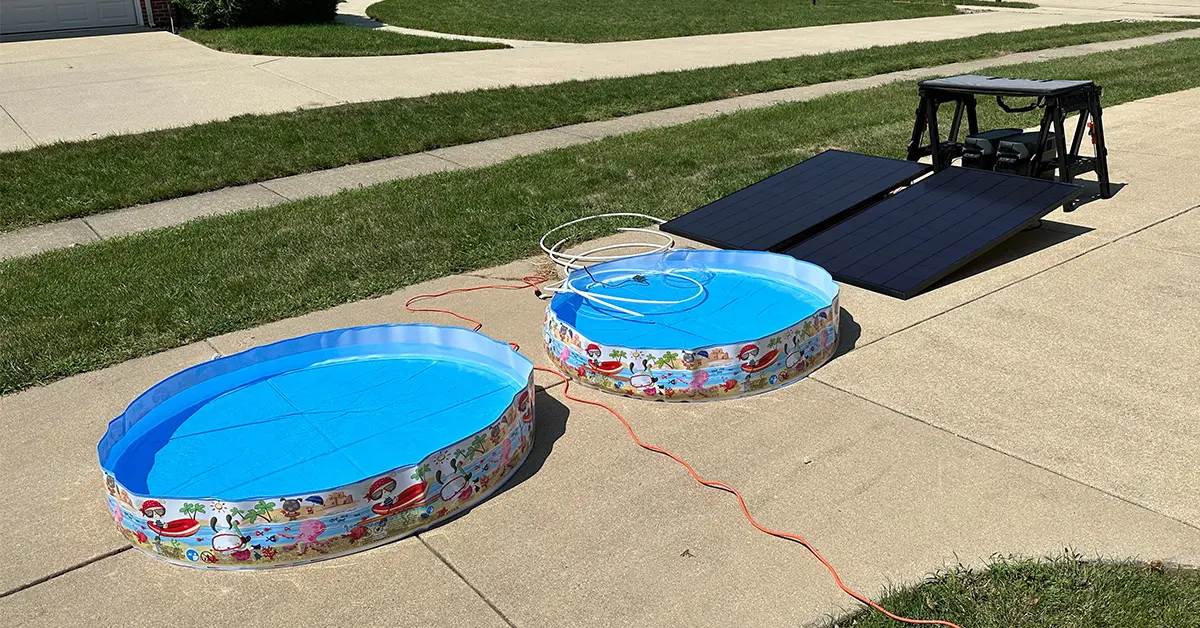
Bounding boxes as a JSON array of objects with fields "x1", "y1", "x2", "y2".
[
  {"x1": 831, "y1": 554, "x2": 1200, "y2": 627},
  {"x1": 959, "y1": 0, "x2": 1038, "y2": 8},
  {"x1": 364, "y1": 0, "x2": 964, "y2": 43},
  {"x1": 0, "y1": 21, "x2": 1190, "y2": 233},
  {"x1": 2, "y1": 38, "x2": 1200, "y2": 394},
  {"x1": 180, "y1": 22, "x2": 505, "y2": 57}
]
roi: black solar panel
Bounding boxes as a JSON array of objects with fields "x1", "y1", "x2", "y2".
[
  {"x1": 784, "y1": 167, "x2": 1081, "y2": 299},
  {"x1": 661, "y1": 150, "x2": 930, "y2": 252},
  {"x1": 919, "y1": 74, "x2": 1096, "y2": 97}
]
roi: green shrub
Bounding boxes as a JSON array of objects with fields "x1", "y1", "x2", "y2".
[{"x1": 174, "y1": 0, "x2": 340, "y2": 28}]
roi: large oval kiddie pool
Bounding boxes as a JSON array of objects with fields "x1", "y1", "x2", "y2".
[
  {"x1": 98, "y1": 324, "x2": 535, "y2": 569},
  {"x1": 544, "y1": 249, "x2": 839, "y2": 401}
]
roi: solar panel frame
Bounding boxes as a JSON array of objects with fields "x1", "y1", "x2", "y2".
[
  {"x1": 784, "y1": 167, "x2": 1082, "y2": 299},
  {"x1": 660, "y1": 150, "x2": 930, "y2": 252},
  {"x1": 918, "y1": 74, "x2": 1097, "y2": 97}
]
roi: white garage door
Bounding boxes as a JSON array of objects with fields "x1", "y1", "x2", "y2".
[{"x1": 0, "y1": 0, "x2": 139, "y2": 35}]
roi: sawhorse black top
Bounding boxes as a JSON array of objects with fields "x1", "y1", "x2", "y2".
[{"x1": 906, "y1": 74, "x2": 1111, "y2": 199}]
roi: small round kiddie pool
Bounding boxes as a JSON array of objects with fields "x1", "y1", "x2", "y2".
[
  {"x1": 544, "y1": 249, "x2": 839, "y2": 401},
  {"x1": 98, "y1": 324, "x2": 535, "y2": 569}
]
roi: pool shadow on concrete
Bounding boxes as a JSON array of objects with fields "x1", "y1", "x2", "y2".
[
  {"x1": 930, "y1": 220, "x2": 1094, "y2": 291},
  {"x1": 412, "y1": 386, "x2": 567, "y2": 536},
  {"x1": 481, "y1": 386, "x2": 569, "y2": 501},
  {"x1": 831, "y1": 308, "x2": 861, "y2": 361}
]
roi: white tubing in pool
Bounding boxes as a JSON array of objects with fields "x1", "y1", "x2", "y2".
[{"x1": 539, "y1": 213, "x2": 702, "y2": 317}]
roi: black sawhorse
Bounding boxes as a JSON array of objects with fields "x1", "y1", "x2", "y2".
[{"x1": 906, "y1": 74, "x2": 1111, "y2": 199}]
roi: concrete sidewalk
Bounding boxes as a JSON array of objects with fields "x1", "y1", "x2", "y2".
[
  {"x1": 0, "y1": 10, "x2": 1128, "y2": 150},
  {"x1": 2, "y1": 87, "x2": 1200, "y2": 625},
  {"x1": 1032, "y1": 0, "x2": 1200, "y2": 16}
]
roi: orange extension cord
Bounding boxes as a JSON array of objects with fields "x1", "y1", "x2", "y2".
[{"x1": 405, "y1": 277, "x2": 963, "y2": 628}]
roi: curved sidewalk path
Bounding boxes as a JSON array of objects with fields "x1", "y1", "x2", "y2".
[
  {"x1": 0, "y1": 10, "x2": 1139, "y2": 151},
  {"x1": 334, "y1": 0, "x2": 559, "y2": 48},
  {"x1": 4, "y1": 27, "x2": 1198, "y2": 261}
]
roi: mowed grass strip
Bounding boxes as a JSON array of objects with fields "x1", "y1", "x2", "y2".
[
  {"x1": 959, "y1": 0, "x2": 1038, "y2": 7},
  {"x1": 0, "y1": 21, "x2": 1191, "y2": 232},
  {"x1": 365, "y1": 0, "x2": 961, "y2": 43},
  {"x1": 180, "y1": 23, "x2": 505, "y2": 57},
  {"x1": 831, "y1": 554, "x2": 1200, "y2": 627},
  {"x1": 3, "y1": 39, "x2": 1200, "y2": 394}
]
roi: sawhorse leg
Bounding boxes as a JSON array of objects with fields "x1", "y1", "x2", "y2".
[
  {"x1": 965, "y1": 95, "x2": 979, "y2": 136},
  {"x1": 906, "y1": 95, "x2": 929, "y2": 162},
  {"x1": 924, "y1": 97, "x2": 942, "y2": 170},
  {"x1": 1090, "y1": 92, "x2": 1112, "y2": 198},
  {"x1": 906, "y1": 94, "x2": 945, "y2": 169},
  {"x1": 1053, "y1": 104, "x2": 1071, "y2": 184},
  {"x1": 1031, "y1": 105, "x2": 1053, "y2": 179}
]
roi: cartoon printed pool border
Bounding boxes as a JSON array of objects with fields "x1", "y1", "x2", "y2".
[
  {"x1": 102, "y1": 378, "x2": 536, "y2": 570},
  {"x1": 544, "y1": 295, "x2": 840, "y2": 401}
]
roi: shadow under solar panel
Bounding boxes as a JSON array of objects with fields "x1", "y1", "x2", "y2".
[
  {"x1": 784, "y1": 167, "x2": 1081, "y2": 299},
  {"x1": 660, "y1": 150, "x2": 930, "y2": 252}
]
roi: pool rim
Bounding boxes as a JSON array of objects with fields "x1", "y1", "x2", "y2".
[{"x1": 97, "y1": 322, "x2": 535, "y2": 504}]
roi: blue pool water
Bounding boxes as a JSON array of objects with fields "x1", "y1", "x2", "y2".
[
  {"x1": 100, "y1": 326, "x2": 530, "y2": 501},
  {"x1": 552, "y1": 250, "x2": 832, "y2": 349}
]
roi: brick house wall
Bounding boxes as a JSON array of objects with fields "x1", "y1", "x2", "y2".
[{"x1": 138, "y1": 0, "x2": 174, "y2": 27}]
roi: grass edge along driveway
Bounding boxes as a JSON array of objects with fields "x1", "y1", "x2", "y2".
[
  {"x1": 0, "y1": 20, "x2": 1191, "y2": 232},
  {"x1": 2, "y1": 37, "x2": 1200, "y2": 395},
  {"x1": 363, "y1": 0, "x2": 963, "y2": 43},
  {"x1": 363, "y1": 0, "x2": 1035, "y2": 43},
  {"x1": 180, "y1": 22, "x2": 506, "y2": 57}
]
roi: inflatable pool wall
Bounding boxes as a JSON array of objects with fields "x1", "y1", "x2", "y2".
[
  {"x1": 101, "y1": 381, "x2": 533, "y2": 569},
  {"x1": 99, "y1": 325, "x2": 536, "y2": 570},
  {"x1": 545, "y1": 295, "x2": 839, "y2": 401}
]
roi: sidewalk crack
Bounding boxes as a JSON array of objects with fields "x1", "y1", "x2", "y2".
[
  {"x1": 827, "y1": 202, "x2": 1200, "y2": 359},
  {"x1": 424, "y1": 151, "x2": 470, "y2": 168},
  {"x1": 257, "y1": 182, "x2": 292, "y2": 202},
  {"x1": 252, "y1": 64, "x2": 346, "y2": 104},
  {"x1": 806, "y1": 203, "x2": 1200, "y2": 534},
  {"x1": 810, "y1": 378, "x2": 1200, "y2": 536},
  {"x1": 203, "y1": 338, "x2": 224, "y2": 356},
  {"x1": 418, "y1": 536, "x2": 519, "y2": 628},
  {"x1": 79, "y1": 217, "x2": 104, "y2": 241},
  {"x1": 0, "y1": 546, "x2": 131, "y2": 600},
  {"x1": 0, "y1": 103, "x2": 36, "y2": 146}
]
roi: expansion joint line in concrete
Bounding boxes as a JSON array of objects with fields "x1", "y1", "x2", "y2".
[
  {"x1": 424, "y1": 151, "x2": 472, "y2": 168},
  {"x1": 0, "y1": 546, "x2": 132, "y2": 600},
  {"x1": 810, "y1": 201, "x2": 1200, "y2": 536},
  {"x1": 845, "y1": 200, "x2": 1200, "y2": 357},
  {"x1": 418, "y1": 536, "x2": 520, "y2": 628},
  {"x1": 812, "y1": 378, "x2": 1200, "y2": 537},
  {"x1": 80, "y1": 217, "x2": 103, "y2": 241},
  {"x1": 0, "y1": 104, "x2": 36, "y2": 145},
  {"x1": 252, "y1": 64, "x2": 347, "y2": 104},
  {"x1": 257, "y1": 183, "x2": 292, "y2": 202}
]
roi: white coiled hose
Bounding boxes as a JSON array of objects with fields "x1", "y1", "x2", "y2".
[{"x1": 538, "y1": 213, "x2": 705, "y2": 317}]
